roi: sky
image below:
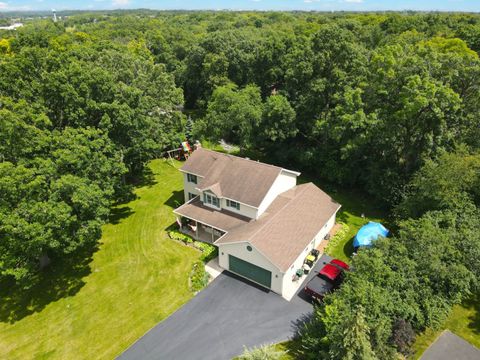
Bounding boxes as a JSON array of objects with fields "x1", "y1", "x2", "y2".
[{"x1": 0, "y1": 0, "x2": 480, "y2": 12}]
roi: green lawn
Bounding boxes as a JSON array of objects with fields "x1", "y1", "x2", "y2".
[
  {"x1": 324, "y1": 188, "x2": 386, "y2": 262},
  {"x1": 0, "y1": 159, "x2": 200, "y2": 359},
  {"x1": 412, "y1": 295, "x2": 480, "y2": 359}
]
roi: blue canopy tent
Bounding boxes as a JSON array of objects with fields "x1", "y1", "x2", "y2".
[{"x1": 353, "y1": 222, "x2": 389, "y2": 250}]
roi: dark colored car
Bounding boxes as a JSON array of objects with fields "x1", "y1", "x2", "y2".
[{"x1": 304, "y1": 259, "x2": 350, "y2": 301}]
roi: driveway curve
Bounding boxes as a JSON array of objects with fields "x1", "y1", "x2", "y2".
[{"x1": 118, "y1": 267, "x2": 319, "y2": 360}]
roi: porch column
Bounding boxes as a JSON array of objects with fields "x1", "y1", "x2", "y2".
[
  {"x1": 195, "y1": 221, "x2": 199, "y2": 239},
  {"x1": 211, "y1": 226, "x2": 214, "y2": 243}
]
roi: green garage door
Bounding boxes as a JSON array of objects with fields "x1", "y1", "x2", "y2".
[{"x1": 228, "y1": 255, "x2": 271, "y2": 288}]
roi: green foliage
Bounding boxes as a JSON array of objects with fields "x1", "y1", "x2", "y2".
[
  {"x1": 189, "y1": 260, "x2": 209, "y2": 293},
  {"x1": 238, "y1": 344, "x2": 286, "y2": 360},
  {"x1": 168, "y1": 231, "x2": 218, "y2": 262},
  {"x1": 324, "y1": 223, "x2": 349, "y2": 256},
  {"x1": 198, "y1": 83, "x2": 263, "y2": 147},
  {"x1": 195, "y1": 241, "x2": 218, "y2": 263},
  {"x1": 168, "y1": 230, "x2": 193, "y2": 244},
  {"x1": 396, "y1": 150, "x2": 480, "y2": 218}
]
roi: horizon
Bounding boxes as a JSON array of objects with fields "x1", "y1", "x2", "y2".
[{"x1": 1, "y1": 1, "x2": 480, "y2": 13}]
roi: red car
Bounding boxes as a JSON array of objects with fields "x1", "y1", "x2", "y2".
[{"x1": 304, "y1": 259, "x2": 350, "y2": 301}]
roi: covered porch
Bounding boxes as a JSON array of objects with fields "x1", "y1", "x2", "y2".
[
  {"x1": 177, "y1": 216, "x2": 225, "y2": 244},
  {"x1": 173, "y1": 195, "x2": 251, "y2": 245}
]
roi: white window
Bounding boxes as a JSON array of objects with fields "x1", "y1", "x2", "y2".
[
  {"x1": 203, "y1": 193, "x2": 219, "y2": 207},
  {"x1": 188, "y1": 193, "x2": 196, "y2": 201},
  {"x1": 226, "y1": 199, "x2": 240, "y2": 210},
  {"x1": 187, "y1": 173, "x2": 197, "y2": 184}
]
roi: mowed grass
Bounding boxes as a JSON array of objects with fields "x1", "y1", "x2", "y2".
[
  {"x1": 0, "y1": 159, "x2": 200, "y2": 359},
  {"x1": 412, "y1": 295, "x2": 480, "y2": 359}
]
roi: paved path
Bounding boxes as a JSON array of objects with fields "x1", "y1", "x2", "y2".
[
  {"x1": 119, "y1": 255, "x2": 333, "y2": 360},
  {"x1": 421, "y1": 330, "x2": 480, "y2": 360}
]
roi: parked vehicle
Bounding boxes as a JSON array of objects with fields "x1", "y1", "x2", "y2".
[{"x1": 304, "y1": 259, "x2": 350, "y2": 301}]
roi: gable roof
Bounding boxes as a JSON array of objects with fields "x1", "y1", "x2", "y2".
[
  {"x1": 215, "y1": 182, "x2": 341, "y2": 272},
  {"x1": 180, "y1": 148, "x2": 285, "y2": 207}
]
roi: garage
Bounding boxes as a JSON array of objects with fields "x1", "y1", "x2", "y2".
[{"x1": 228, "y1": 255, "x2": 272, "y2": 288}]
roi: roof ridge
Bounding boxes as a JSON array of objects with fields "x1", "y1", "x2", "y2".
[
  {"x1": 198, "y1": 148, "x2": 283, "y2": 171},
  {"x1": 245, "y1": 184, "x2": 311, "y2": 245}
]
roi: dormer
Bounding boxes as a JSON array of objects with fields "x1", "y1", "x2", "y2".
[{"x1": 202, "y1": 190, "x2": 220, "y2": 209}]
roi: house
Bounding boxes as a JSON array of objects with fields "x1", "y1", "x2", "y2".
[{"x1": 173, "y1": 148, "x2": 341, "y2": 300}]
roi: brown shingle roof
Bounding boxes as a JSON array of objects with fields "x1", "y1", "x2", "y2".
[
  {"x1": 215, "y1": 183, "x2": 341, "y2": 272},
  {"x1": 173, "y1": 197, "x2": 251, "y2": 231},
  {"x1": 180, "y1": 148, "x2": 283, "y2": 207}
]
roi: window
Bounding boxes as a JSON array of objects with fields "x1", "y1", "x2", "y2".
[
  {"x1": 187, "y1": 173, "x2": 197, "y2": 184},
  {"x1": 226, "y1": 199, "x2": 240, "y2": 210},
  {"x1": 246, "y1": 245, "x2": 253, "y2": 252},
  {"x1": 203, "y1": 193, "x2": 219, "y2": 207},
  {"x1": 188, "y1": 193, "x2": 196, "y2": 201}
]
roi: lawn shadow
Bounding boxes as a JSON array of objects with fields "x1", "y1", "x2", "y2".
[
  {"x1": 466, "y1": 295, "x2": 480, "y2": 335},
  {"x1": 129, "y1": 166, "x2": 157, "y2": 188},
  {"x1": 164, "y1": 190, "x2": 184, "y2": 209},
  {"x1": 343, "y1": 236, "x2": 355, "y2": 258},
  {"x1": 0, "y1": 244, "x2": 97, "y2": 324},
  {"x1": 0, "y1": 163, "x2": 156, "y2": 325},
  {"x1": 108, "y1": 205, "x2": 135, "y2": 225}
]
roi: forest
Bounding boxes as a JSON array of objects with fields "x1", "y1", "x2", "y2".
[{"x1": 1, "y1": 10, "x2": 480, "y2": 359}]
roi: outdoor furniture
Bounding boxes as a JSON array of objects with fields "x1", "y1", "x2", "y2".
[
  {"x1": 303, "y1": 263, "x2": 312, "y2": 274},
  {"x1": 310, "y1": 249, "x2": 320, "y2": 259}
]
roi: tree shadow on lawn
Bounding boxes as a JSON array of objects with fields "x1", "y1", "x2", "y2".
[
  {"x1": 164, "y1": 190, "x2": 184, "y2": 210},
  {"x1": 0, "y1": 197, "x2": 139, "y2": 324},
  {"x1": 0, "y1": 244, "x2": 97, "y2": 324},
  {"x1": 342, "y1": 236, "x2": 355, "y2": 258},
  {"x1": 108, "y1": 205, "x2": 135, "y2": 225},
  {"x1": 128, "y1": 166, "x2": 157, "y2": 188},
  {"x1": 466, "y1": 295, "x2": 480, "y2": 335}
]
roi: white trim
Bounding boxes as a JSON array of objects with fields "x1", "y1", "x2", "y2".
[
  {"x1": 179, "y1": 169, "x2": 205, "y2": 178},
  {"x1": 281, "y1": 168, "x2": 301, "y2": 177},
  {"x1": 216, "y1": 240, "x2": 284, "y2": 273}
]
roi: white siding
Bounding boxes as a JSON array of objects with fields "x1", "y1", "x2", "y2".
[
  {"x1": 257, "y1": 171, "x2": 297, "y2": 218},
  {"x1": 220, "y1": 198, "x2": 258, "y2": 219},
  {"x1": 281, "y1": 212, "x2": 337, "y2": 300},
  {"x1": 218, "y1": 242, "x2": 283, "y2": 294},
  {"x1": 183, "y1": 173, "x2": 201, "y2": 203}
]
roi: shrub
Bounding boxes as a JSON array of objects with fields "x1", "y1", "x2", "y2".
[
  {"x1": 238, "y1": 344, "x2": 286, "y2": 360},
  {"x1": 324, "y1": 223, "x2": 349, "y2": 255},
  {"x1": 391, "y1": 319, "x2": 415, "y2": 356},
  {"x1": 168, "y1": 230, "x2": 193, "y2": 244},
  {"x1": 194, "y1": 241, "x2": 219, "y2": 262},
  {"x1": 190, "y1": 260, "x2": 209, "y2": 293}
]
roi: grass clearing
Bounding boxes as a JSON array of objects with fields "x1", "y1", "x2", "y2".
[
  {"x1": 300, "y1": 177, "x2": 387, "y2": 263},
  {"x1": 412, "y1": 295, "x2": 480, "y2": 359},
  {"x1": 0, "y1": 159, "x2": 200, "y2": 359}
]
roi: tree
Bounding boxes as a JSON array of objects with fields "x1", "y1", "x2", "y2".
[
  {"x1": 340, "y1": 306, "x2": 377, "y2": 360},
  {"x1": 199, "y1": 83, "x2": 262, "y2": 147},
  {"x1": 257, "y1": 94, "x2": 297, "y2": 146},
  {"x1": 391, "y1": 319, "x2": 416, "y2": 356},
  {"x1": 396, "y1": 150, "x2": 480, "y2": 218},
  {"x1": 238, "y1": 344, "x2": 286, "y2": 360}
]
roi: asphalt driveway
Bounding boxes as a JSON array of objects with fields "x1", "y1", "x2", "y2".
[{"x1": 119, "y1": 254, "x2": 332, "y2": 360}]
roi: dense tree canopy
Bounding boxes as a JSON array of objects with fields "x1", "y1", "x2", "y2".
[{"x1": 1, "y1": 10, "x2": 480, "y2": 357}]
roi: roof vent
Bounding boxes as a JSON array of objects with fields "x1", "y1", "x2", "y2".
[{"x1": 245, "y1": 157, "x2": 250, "y2": 160}]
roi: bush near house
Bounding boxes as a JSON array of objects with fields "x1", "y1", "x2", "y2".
[{"x1": 189, "y1": 260, "x2": 210, "y2": 293}]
